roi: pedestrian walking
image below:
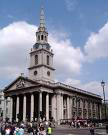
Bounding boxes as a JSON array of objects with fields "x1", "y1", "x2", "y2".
[
  {"x1": 28, "y1": 125, "x2": 33, "y2": 135},
  {"x1": 47, "y1": 124, "x2": 52, "y2": 135},
  {"x1": 5, "y1": 126, "x2": 11, "y2": 135},
  {"x1": 106, "y1": 124, "x2": 108, "y2": 133},
  {"x1": 14, "y1": 128, "x2": 20, "y2": 135},
  {"x1": 89, "y1": 125, "x2": 95, "y2": 135},
  {"x1": 19, "y1": 126, "x2": 24, "y2": 135},
  {"x1": 39, "y1": 125, "x2": 46, "y2": 135}
]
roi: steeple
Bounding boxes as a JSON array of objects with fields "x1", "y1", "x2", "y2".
[
  {"x1": 38, "y1": 5, "x2": 47, "y2": 33},
  {"x1": 28, "y1": 4, "x2": 55, "y2": 82},
  {"x1": 39, "y1": 6, "x2": 46, "y2": 29},
  {"x1": 36, "y1": 5, "x2": 48, "y2": 44}
]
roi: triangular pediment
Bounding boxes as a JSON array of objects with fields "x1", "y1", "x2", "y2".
[{"x1": 4, "y1": 76, "x2": 39, "y2": 92}]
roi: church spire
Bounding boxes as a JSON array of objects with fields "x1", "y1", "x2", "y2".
[
  {"x1": 38, "y1": 5, "x2": 47, "y2": 32},
  {"x1": 39, "y1": 6, "x2": 46, "y2": 28},
  {"x1": 36, "y1": 5, "x2": 48, "y2": 44}
]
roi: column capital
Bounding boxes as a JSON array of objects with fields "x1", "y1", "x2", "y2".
[
  {"x1": 29, "y1": 92, "x2": 34, "y2": 95},
  {"x1": 56, "y1": 92, "x2": 63, "y2": 96},
  {"x1": 39, "y1": 89, "x2": 43, "y2": 93}
]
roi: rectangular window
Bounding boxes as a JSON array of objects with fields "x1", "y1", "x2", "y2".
[
  {"x1": 92, "y1": 103, "x2": 95, "y2": 109},
  {"x1": 83, "y1": 100, "x2": 85, "y2": 108},
  {"x1": 0, "y1": 108, "x2": 1, "y2": 113},
  {"x1": 73, "y1": 98, "x2": 75, "y2": 107},
  {"x1": 6, "y1": 101, "x2": 8, "y2": 106},
  {"x1": 47, "y1": 55, "x2": 49, "y2": 65},
  {"x1": 6, "y1": 108, "x2": 8, "y2": 114},
  {"x1": 78, "y1": 100, "x2": 80, "y2": 108},
  {"x1": 88, "y1": 102, "x2": 90, "y2": 108},
  {"x1": 35, "y1": 55, "x2": 38, "y2": 65}
]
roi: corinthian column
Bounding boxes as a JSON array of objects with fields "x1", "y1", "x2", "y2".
[
  {"x1": 99, "y1": 104, "x2": 102, "y2": 119},
  {"x1": 16, "y1": 96, "x2": 19, "y2": 122},
  {"x1": 61, "y1": 94, "x2": 63, "y2": 119},
  {"x1": 23, "y1": 95, "x2": 26, "y2": 122},
  {"x1": 31, "y1": 93, "x2": 34, "y2": 122},
  {"x1": 67, "y1": 97, "x2": 70, "y2": 119},
  {"x1": 46, "y1": 93, "x2": 49, "y2": 120},
  {"x1": 56, "y1": 93, "x2": 63, "y2": 124},
  {"x1": 10, "y1": 97, "x2": 13, "y2": 122},
  {"x1": 52, "y1": 94, "x2": 57, "y2": 121},
  {"x1": 39, "y1": 92, "x2": 42, "y2": 118}
]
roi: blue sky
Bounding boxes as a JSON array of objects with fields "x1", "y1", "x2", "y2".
[{"x1": 0, "y1": 0, "x2": 108, "y2": 98}]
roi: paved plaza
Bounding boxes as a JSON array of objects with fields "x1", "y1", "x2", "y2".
[{"x1": 52, "y1": 126, "x2": 108, "y2": 135}]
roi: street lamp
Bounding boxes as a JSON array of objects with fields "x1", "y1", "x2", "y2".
[{"x1": 101, "y1": 80, "x2": 106, "y2": 119}]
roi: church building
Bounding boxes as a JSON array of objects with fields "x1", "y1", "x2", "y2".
[{"x1": 4, "y1": 6, "x2": 102, "y2": 124}]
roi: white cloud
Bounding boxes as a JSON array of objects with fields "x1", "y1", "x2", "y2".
[
  {"x1": 0, "y1": 21, "x2": 84, "y2": 82},
  {"x1": 0, "y1": 21, "x2": 36, "y2": 79},
  {"x1": 49, "y1": 32, "x2": 84, "y2": 79},
  {"x1": 65, "y1": 0, "x2": 78, "y2": 12},
  {"x1": 84, "y1": 22, "x2": 108, "y2": 62}
]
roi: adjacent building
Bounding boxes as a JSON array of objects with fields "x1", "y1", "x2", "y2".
[
  {"x1": 0, "y1": 90, "x2": 10, "y2": 120},
  {"x1": 4, "y1": 6, "x2": 102, "y2": 123}
]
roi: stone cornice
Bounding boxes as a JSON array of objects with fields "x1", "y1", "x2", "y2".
[
  {"x1": 30, "y1": 48, "x2": 54, "y2": 56},
  {"x1": 35, "y1": 80, "x2": 102, "y2": 100},
  {"x1": 4, "y1": 85, "x2": 41, "y2": 97},
  {"x1": 28, "y1": 64, "x2": 55, "y2": 71}
]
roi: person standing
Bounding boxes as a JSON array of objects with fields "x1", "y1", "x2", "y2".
[
  {"x1": 39, "y1": 125, "x2": 46, "y2": 135},
  {"x1": 28, "y1": 125, "x2": 33, "y2": 135},
  {"x1": 89, "y1": 125, "x2": 95, "y2": 135},
  {"x1": 19, "y1": 126, "x2": 24, "y2": 135},
  {"x1": 47, "y1": 125, "x2": 52, "y2": 135}
]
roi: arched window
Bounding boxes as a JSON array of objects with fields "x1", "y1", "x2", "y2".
[
  {"x1": 47, "y1": 55, "x2": 49, "y2": 65},
  {"x1": 41, "y1": 35, "x2": 43, "y2": 40},
  {"x1": 35, "y1": 55, "x2": 38, "y2": 65}
]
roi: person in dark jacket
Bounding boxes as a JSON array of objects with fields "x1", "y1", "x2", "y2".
[
  {"x1": 90, "y1": 125, "x2": 95, "y2": 135},
  {"x1": 28, "y1": 125, "x2": 33, "y2": 135}
]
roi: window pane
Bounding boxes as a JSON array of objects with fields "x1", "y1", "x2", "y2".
[
  {"x1": 47, "y1": 55, "x2": 49, "y2": 65},
  {"x1": 35, "y1": 55, "x2": 38, "y2": 65}
]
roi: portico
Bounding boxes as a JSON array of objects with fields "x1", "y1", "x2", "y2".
[{"x1": 6, "y1": 87, "x2": 53, "y2": 122}]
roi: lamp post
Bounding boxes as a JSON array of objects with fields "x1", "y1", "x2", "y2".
[{"x1": 101, "y1": 80, "x2": 106, "y2": 119}]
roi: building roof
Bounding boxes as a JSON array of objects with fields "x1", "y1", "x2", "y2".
[
  {"x1": 3, "y1": 77, "x2": 101, "y2": 100},
  {"x1": 35, "y1": 79, "x2": 102, "y2": 99}
]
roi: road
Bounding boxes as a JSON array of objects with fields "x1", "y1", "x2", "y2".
[{"x1": 52, "y1": 126, "x2": 107, "y2": 135}]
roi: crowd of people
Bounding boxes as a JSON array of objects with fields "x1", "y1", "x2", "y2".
[
  {"x1": 69, "y1": 119, "x2": 89, "y2": 128},
  {"x1": 0, "y1": 121, "x2": 53, "y2": 135}
]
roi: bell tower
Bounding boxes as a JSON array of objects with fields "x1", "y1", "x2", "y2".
[{"x1": 28, "y1": 6, "x2": 55, "y2": 82}]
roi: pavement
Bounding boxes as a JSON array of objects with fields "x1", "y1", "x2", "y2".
[{"x1": 95, "y1": 129, "x2": 108, "y2": 135}]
